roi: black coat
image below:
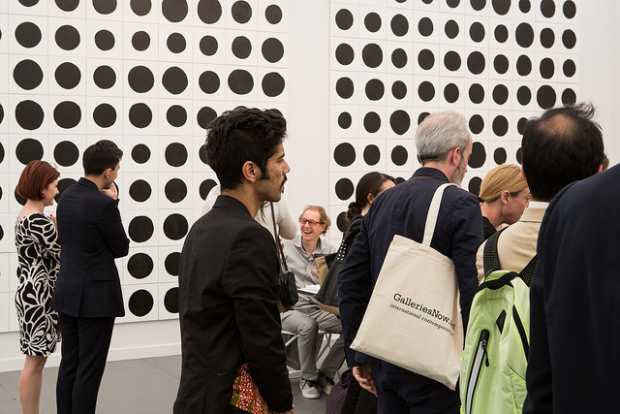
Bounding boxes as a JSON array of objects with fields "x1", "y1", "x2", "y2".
[
  {"x1": 52, "y1": 178, "x2": 129, "y2": 317},
  {"x1": 524, "y1": 164, "x2": 620, "y2": 413},
  {"x1": 174, "y1": 195, "x2": 293, "y2": 414}
]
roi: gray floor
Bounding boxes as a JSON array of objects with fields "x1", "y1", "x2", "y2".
[{"x1": 0, "y1": 355, "x2": 328, "y2": 414}]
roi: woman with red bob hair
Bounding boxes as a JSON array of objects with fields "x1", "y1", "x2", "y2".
[{"x1": 14, "y1": 160, "x2": 61, "y2": 414}]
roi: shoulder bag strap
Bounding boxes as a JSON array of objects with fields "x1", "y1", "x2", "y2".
[
  {"x1": 519, "y1": 255, "x2": 538, "y2": 287},
  {"x1": 270, "y1": 202, "x2": 289, "y2": 272},
  {"x1": 422, "y1": 183, "x2": 456, "y2": 246}
]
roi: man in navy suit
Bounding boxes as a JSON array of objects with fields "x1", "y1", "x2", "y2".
[
  {"x1": 52, "y1": 140, "x2": 130, "y2": 414},
  {"x1": 338, "y1": 112, "x2": 483, "y2": 413}
]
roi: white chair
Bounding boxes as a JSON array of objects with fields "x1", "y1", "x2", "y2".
[{"x1": 282, "y1": 330, "x2": 301, "y2": 378}]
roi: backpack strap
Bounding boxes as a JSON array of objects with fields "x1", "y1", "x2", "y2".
[
  {"x1": 482, "y1": 227, "x2": 508, "y2": 279},
  {"x1": 519, "y1": 255, "x2": 538, "y2": 287}
]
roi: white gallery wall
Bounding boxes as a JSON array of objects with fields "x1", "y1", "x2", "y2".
[{"x1": 0, "y1": 0, "x2": 618, "y2": 372}]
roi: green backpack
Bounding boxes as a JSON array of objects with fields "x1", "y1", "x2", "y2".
[{"x1": 459, "y1": 229, "x2": 538, "y2": 414}]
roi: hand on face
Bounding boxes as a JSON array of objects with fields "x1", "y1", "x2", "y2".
[{"x1": 101, "y1": 181, "x2": 118, "y2": 200}]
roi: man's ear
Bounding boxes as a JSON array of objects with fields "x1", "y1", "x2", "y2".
[
  {"x1": 103, "y1": 167, "x2": 112, "y2": 180},
  {"x1": 451, "y1": 147, "x2": 461, "y2": 166},
  {"x1": 241, "y1": 161, "x2": 260, "y2": 183}
]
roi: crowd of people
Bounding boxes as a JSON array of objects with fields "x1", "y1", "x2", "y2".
[{"x1": 11, "y1": 102, "x2": 618, "y2": 414}]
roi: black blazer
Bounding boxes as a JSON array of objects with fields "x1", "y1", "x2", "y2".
[
  {"x1": 52, "y1": 178, "x2": 129, "y2": 318},
  {"x1": 174, "y1": 195, "x2": 293, "y2": 414}
]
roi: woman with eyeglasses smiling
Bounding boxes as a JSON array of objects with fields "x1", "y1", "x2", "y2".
[{"x1": 281, "y1": 206, "x2": 342, "y2": 400}]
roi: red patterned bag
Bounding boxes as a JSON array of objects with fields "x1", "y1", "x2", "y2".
[{"x1": 230, "y1": 362, "x2": 273, "y2": 414}]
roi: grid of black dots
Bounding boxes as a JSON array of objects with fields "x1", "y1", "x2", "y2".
[
  {"x1": 0, "y1": 0, "x2": 288, "y2": 327},
  {"x1": 329, "y1": 0, "x2": 578, "y2": 232}
]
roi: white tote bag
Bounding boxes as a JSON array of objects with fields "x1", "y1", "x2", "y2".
[{"x1": 350, "y1": 183, "x2": 464, "y2": 390}]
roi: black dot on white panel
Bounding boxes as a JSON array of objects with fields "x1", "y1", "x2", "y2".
[
  {"x1": 16, "y1": 22, "x2": 42, "y2": 48},
  {"x1": 564, "y1": 1, "x2": 576, "y2": 18},
  {"x1": 338, "y1": 112, "x2": 352, "y2": 129},
  {"x1": 54, "y1": 101, "x2": 81, "y2": 129},
  {"x1": 199, "y1": 145, "x2": 208, "y2": 165},
  {"x1": 93, "y1": 104, "x2": 117, "y2": 128},
  {"x1": 128, "y1": 66, "x2": 155, "y2": 93},
  {"x1": 517, "y1": 117, "x2": 528, "y2": 135},
  {"x1": 129, "y1": 216, "x2": 154, "y2": 243},
  {"x1": 16, "y1": 138, "x2": 43, "y2": 165},
  {"x1": 445, "y1": 20, "x2": 459, "y2": 39},
  {"x1": 262, "y1": 38, "x2": 284, "y2": 63},
  {"x1": 129, "y1": 103, "x2": 152, "y2": 129},
  {"x1": 15, "y1": 101, "x2": 44, "y2": 131},
  {"x1": 540, "y1": 58, "x2": 554, "y2": 79},
  {"x1": 336, "y1": 43, "x2": 354, "y2": 66},
  {"x1": 335, "y1": 178, "x2": 354, "y2": 201},
  {"x1": 470, "y1": 22, "x2": 485, "y2": 43},
  {"x1": 364, "y1": 112, "x2": 381, "y2": 133},
  {"x1": 165, "y1": 178, "x2": 187, "y2": 203},
  {"x1": 132, "y1": 144, "x2": 151, "y2": 164},
  {"x1": 131, "y1": 0, "x2": 152, "y2": 16},
  {"x1": 391, "y1": 146, "x2": 408, "y2": 166},
  {"x1": 519, "y1": 0, "x2": 531, "y2": 13},
  {"x1": 469, "y1": 115, "x2": 484, "y2": 135},
  {"x1": 232, "y1": 36, "x2": 251, "y2": 59},
  {"x1": 232, "y1": 1, "x2": 252, "y2": 24},
  {"x1": 444, "y1": 51, "x2": 461, "y2": 71},
  {"x1": 563, "y1": 59, "x2": 576, "y2": 77},
  {"x1": 163, "y1": 214, "x2": 189, "y2": 240},
  {"x1": 167, "y1": 105, "x2": 187, "y2": 127},
  {"x1": 517, "y1": 55, "x2": 532, "y2": 76},
  {"x1": 492, "y1": 0, "x2": 510, "y2": 15},
  {"x1": 164, "y1": 288, "x2": 179, "y2": 313},
  {"x1": 262, "y1": 73, "x2": 285, "y2": 97},
  {"x1": 265, "y1": 4, "x2": 282, "y2": 24},
  {"x1": 92, "y1": 0, "x2": 117, "y2": 14},
  {"x1": 418, "y1": 112, "x2": 430, "y2": 125},
  {"x1": 390, "y1": 110, "x2": 410, "y2": 136},
  {"x1": 162, "y1": 0, "x2": 188, "y2": 23},
  {"x1": 19, "y1": 0, "x2": 38, "y2": 6},
  {"x1": 365, "y1": 12, "x2": 381, "y2": 32},
  {"x1": 228, "y1": 70, "x2": 254, "y2": 95},
  {"x1": 127, "y1": 253, "x2": 154, "y2": 279},
  {"x1": 163, "y1": 144, "x2": 189, "y2": 171},
  {"x1": 165, "y1": 252, "x2": 181, "y2": 276},
  {"x1": 391, "y1": 48, "x2": 407, "y2": 69},
  {"x1": 95, "y1": 30, "x2": 115, "y2": 51},
  {"x1": 200, "y1": 36, "x2": 218, "y2": 56},
  {"x1": 53, "y1": 141, "x2": 79, "y2": 167},
  {"x1": 197, "y1": 0, "x2": 222, "y2": 24},
  {"x1": 0, "y1": 141, "x2": 4, "y2": 163},
  {"x1": 162, "y1": 67, "x2": 188, "y2": 95},
  {"x1": 365, "y1": 79, "x2": 384, "y2": 101},
  {"x1": 537, "y1": 85, "x2": 556, "y2": 109},
  {"x1": 132, "y1": 31, "x2": 151, "y2": 51},
  {"x1": 197, "y1": 106, "x2": 217, "y2": 129},
  {"x1": 336, "y1": 77, "x2": 354, "y2": 99},
  {"x1": 418, "y1": 17, "x2": 433, "y2": 37},
  {"x1": 563, "y1": 30, "x2": 576, "y2": 49},
  {"x1": 517, "y1": 86, "x2": 532, "y2": 106},
  {"x1": 493, "y1": 54, "x2": 509, "y2": 75},
  {"x1": 56, "y1": 178, "x2": 76, "y2": 201},
  {"x1": 392, "y1": 81, "x2": 407, "y2": 100},
  {"x1": 492, "y1": 84, "x2": 509, "y2": 105},
  {"x1": 418, "y1": 49, "x2": 435, "y2": 70},
  {"x1": 55, "y1": 62, "x2": 81, "y2": 89},
  {"x1": 199, "y1": 71, "x2": 220, "y2": 94},
  {"x1": 469, "y1": 142, "x2": 486, "y2": 169},
  {"x1": 167, "y1": 33, "x2": 186, "y2": 53},
  {"x1": 129, "y1": 289, "x2": 154, "y2": 317},
  {"x1": 334, "y1": 143, "x2": 355, "y2": 167},
  {"x1": 540, "y1": 28, "x2": 555, "y2": 48},
  {"x1": 516, "y1": 148, "x2": 523, "y2": 164},
  {"x1": 55, "y1": 25, "x2": 81, "y2": 51},
  {"x1": 467, "y1": 52, "x2": 485, "y2": 75},
  {"x1": 418, "y1": 81, "x2": 435, "y2": 102},
  {"x1": 494, "y1": 148, "x2": 508, "y2": 164},
  {"x1": 13, "y1": 60, "x2": 43, "y2": 90},
  {"x1": 444, "y1": 83, "x2": 459, "y2": 104},
  {"x1": 199, "y1": 179, "x2": 217, "y2": 200},
  {"x1": 494, "y1": 24, "x2": 508, "y2": 43},
  {"x1": 391, "y1": 14, "x2": 408, "y2": 37},
  {"x1": 129, "y1": 179, "x2": 152, "y2": 202},
  {"x1": 562, "y1": 88, "x2": 577, "y2": 105},
  {"x1": 362, "y1": 44, "x2": 383, "y2": 69},
  {"x1": 335, "y1": 9, "x2": 354, "y2": 30},
  {"x1": 493, "y1": 116, "x2": 509, "y2": 137},
  {"x1": 468, "y1": 177, "x2": 482, "y2": 196},
  {"x1": 471, "y1": 0, "x2": 486, "y2": 12},
  {"x1": 336, "y1": 212, "x2": 348, "y2": 233},
  {"x1": 364, "y1": 145, "x2": 380, "y2": 166}
]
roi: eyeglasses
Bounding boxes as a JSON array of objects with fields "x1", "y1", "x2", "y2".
[{"x1": 299, "y1": 217, "x2": 324, "y2": 226}]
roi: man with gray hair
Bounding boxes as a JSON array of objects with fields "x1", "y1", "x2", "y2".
[{"x1": 338, "y1": 112, "x2": 484, "y2": 413}]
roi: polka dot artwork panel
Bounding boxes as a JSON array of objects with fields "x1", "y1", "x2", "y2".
[
  {"x1": 329, "y1": 0, "x2": 579, "y2": 232},
  {"x1": 0, "y1": 0, "x2": 289, "y2": 329}
]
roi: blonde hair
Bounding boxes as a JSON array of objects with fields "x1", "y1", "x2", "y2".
[
  {"x1": 479, "y1": 164, "x2": 527, "y2": 202},
  {"x1": 301, "y1": 205, "x2": 331, "y2": 234}
]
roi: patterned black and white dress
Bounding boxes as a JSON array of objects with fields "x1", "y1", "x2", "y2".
[{"x1": 15, "y1": 213, "x2": 61, "y2": 356}]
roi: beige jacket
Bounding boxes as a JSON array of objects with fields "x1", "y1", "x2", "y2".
[{"x1": 476, "y1": 206, "x2": 547, "y2": 284}]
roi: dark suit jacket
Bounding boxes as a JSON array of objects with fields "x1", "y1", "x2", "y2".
[
  {"x1": 338, "y1": 168, "x2": 483, "y2": 401},
  {"x1": 524, "y1": 164, "x2": 620, "y2": 413},
  {"x1": 174, "y1": 195, "x2": 293, "y2": 414},
  {"x1": 52, "y1": 178, "x2": 129, "y2": 318}
]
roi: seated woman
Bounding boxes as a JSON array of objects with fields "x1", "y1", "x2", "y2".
[
  {"x1": 281, "y1": 205, "x2": 339, "y2": 399},
  {"x1": 479, "y1": 164, "x2": 530, "y2": 239}
]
